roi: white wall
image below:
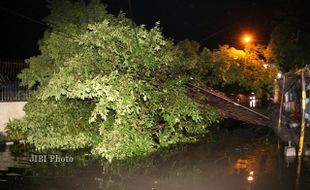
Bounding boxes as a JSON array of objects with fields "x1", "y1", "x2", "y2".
[{"x1": 0, "y1": 102, "x2": 26, "y2": 134}]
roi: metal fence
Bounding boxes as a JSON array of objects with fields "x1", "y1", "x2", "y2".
[
  {"x1": 0, "y1": 59, "x2": 37, "y2": 102},
  {"x1": 0, "y1": 83, "x2": 37, "y2": 101}
]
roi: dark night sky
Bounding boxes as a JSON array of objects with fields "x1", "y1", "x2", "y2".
[{"x1": 0, "y1": 0, "x2": 280, "y2": 59}]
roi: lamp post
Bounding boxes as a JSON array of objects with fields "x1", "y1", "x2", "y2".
[{"x1": 242, "y1": 34, "x2": 255, "y2": 107}]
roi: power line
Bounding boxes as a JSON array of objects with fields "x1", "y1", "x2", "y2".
[
  {"x1": 0, "y1": 5, "x2": 76, "y2": 42},
  {"x1": 200, "y1": 25, "x2": 233, "y2": 43},
  {"x1": 0, "y1": 5, "x2": 46, "y2": 26}
]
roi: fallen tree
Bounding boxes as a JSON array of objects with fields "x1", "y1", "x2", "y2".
[{"x1": 6, "y1": 0, "x2": 220, "y2": 161}]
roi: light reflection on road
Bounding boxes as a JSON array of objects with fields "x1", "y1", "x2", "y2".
[{"x1": 0, "y1": 127, "x2": 309, "y2": 190}]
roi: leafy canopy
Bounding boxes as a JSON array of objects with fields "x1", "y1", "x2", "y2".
[
  {"x1": 8, "y1": 0, "x2": 220, "y2": 161},
  {"x1": 177, "y1": 40, "x2": 278, "y2": 96},
  {"x1": 267, "y1": 0, "x2": 310, "y2": 72}
]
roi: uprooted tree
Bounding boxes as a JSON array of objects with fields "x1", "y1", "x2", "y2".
[
  {"x1": 6, "y1": 0, "x2": 220, "y2": 161},
  {"x1": 7, "y1": 0, "x2": 278, "y2": 161}
]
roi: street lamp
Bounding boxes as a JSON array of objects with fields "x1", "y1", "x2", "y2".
[{"x1": 242, "y1": 35, "x2": 252, "y2": 44}]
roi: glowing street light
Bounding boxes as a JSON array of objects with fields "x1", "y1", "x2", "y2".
[{"x1": 243, "y1": 35, "x2": 252, "y2": 43}]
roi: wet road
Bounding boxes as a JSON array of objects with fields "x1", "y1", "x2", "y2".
[{"x1": 1, "y1": 126, "x2": 310, "y2": 190}]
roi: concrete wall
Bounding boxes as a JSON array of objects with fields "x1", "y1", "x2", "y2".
[{"x1": 0, "y1": 102, "x2": 27, "y2": 134}]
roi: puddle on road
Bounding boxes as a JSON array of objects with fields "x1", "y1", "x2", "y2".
[{"x1": 0, "y1": 127, "x2": 310, "y2": 190}]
